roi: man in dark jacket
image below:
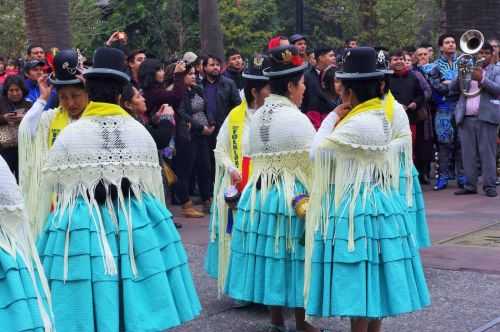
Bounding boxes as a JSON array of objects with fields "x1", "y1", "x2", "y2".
[
  {"x1": 201, "y1": 54, "x2": 241, "y2": 192},
  {"x1": 223, "y1": 48, "x2": 245, "y2": 90},
  {"x1": 301, "y1": 46, "x2": 337, "y2": 129}
]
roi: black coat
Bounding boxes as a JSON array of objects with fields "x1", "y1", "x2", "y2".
[
  {"x1": 389, "y1": 72, "x2": 425, "y2": 124},
  {"x1": 201, "y1": 75, "x2": 241, "y2": 132}
]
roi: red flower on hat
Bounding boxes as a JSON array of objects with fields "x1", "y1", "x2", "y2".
[{"x1": 291, "y1": 55, "x2": 304, "y2": 66}]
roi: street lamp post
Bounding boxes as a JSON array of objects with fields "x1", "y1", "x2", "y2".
[{"x1": 295, "y1": 0, "x2": 304, "y2": 33}]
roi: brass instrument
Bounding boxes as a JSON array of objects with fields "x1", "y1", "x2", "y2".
[{"x1": 457, "y1": 29, "x2": 485, "y2": 97}]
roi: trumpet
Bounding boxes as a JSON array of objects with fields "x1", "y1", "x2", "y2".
[{"x1": 457, "y1": 29, "x2": 485, "y2": 97}]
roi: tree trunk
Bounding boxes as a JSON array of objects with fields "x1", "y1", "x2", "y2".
[
  {"x1": 199, "y1": 0, "x2": 224, "y2": 61},
  {"x1": 359, "y1": 0, "x2": 377, "y2": 45},
  {"x1": 24, "y1": 0, "x2": 71, "y2": 49}
]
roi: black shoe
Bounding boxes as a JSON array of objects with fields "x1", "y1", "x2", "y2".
[
  {"x1": 454, "y1": 188, "x2": 477, "y2": 195},
  {"x1": 419, "y1": 174, "x2": 430, "y2": 185},
  {"x1": 485, "y1": 190, "x2": 498, "y2": 197}
]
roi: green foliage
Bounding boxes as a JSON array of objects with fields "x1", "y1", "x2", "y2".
[
  {"x1": 219, "y1": 0, "x2": 280, "y2": 57},
  {"x1": 3, "y1": 0, "x2": 440, "y2": 60},
  {"x1": 0, "y1": 0, "x2": 26, "y2": 58}
]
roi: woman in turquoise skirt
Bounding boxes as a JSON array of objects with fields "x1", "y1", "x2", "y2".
[
  {"x1": 35, "y1": 47, "x2": 201, "y2": 332},
  {"x1": 305, "y1": 48, "x2": 431, "y2": 332},
  {"x1": 205, "y1": 55, "x2": 270, "y2": 294},
  {"x1": 0, "y1": 155, "x2": 54, "y2": 331},
  {"x1": 224, "y1": 46, "x2": 328, "y2": 332},
  {"x1": 377, "y1": 53, "x2": 431, "y2": 249}
]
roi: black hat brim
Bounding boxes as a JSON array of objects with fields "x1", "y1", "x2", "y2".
[
  {"x1": 242, "y1": 73, "x2": 269, "y2": 81},
  {"x1": 48, "y1": 74, "x2": 82, "y2": 87},
  {"x1": 335, "y1": 71, "x2": 385, "y2": 80},
  {"x1": 83, "y1": 68, "x2": 130, "y2": 85},
  {"x1": 263, "y1": 63, "x2": 308, "y2": 78}
]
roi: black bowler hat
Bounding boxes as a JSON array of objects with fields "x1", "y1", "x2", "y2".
[
  {"x1": 48, "y1": 49, "x2": 83, "y2": 86},
  {"x1": 335, "y1": 47, "x2": 385, "y2": 80},
  {"x1": 83, "y1": 47, "x2": 130, "y2": 85},
  {"x1": 375, "y1": 49, "x2": 393, "y2": 75},
  {"x1": 263, "y1": 45, "x2": 308, "y2": 79},
  {"x1": 242, "y1": 54, "x2": 269, "y2": 81},
  {"x1": 289, "y1": 34, "x2": 306, "y2": 44}
]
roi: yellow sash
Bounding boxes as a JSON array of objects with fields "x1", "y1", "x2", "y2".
[
  {"x1": 81, "y1": 101, "x2": 130, "y2": 118},
  {"x1": 48, "y1": 108, "x2": 70, "y2": 148},
  {"x1": 228, "y1": 101, "x2": 247, "y2": 172},
  {"x1": 383, "y1": 91, "x2": 395, "y2": 124},
  {"x1": 336, "y1": 97, "x2": 383, "y2": 128}
]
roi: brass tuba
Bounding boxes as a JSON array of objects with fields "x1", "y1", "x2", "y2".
[{"x1": 457, "y1": 29, "x2": 485, "y2": 97}]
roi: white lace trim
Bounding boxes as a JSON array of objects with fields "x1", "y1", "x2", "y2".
[
  {"x1": 41, "y1": 115, "x2": 165, "y2": 281},
  {"x1": 0, "y1": 156, "x2": 54, "y2": 331}
]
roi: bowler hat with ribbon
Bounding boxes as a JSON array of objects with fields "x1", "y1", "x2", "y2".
[
  {"x1": 243, "y1": 54, "x2": 269, "y2": 81},
  {"x1": 335, "y1": 47, "x2": 385, "y2": 80},
  {"x1": 83, "y1": 47, "x2": 130, "y2": 85},
  {"x1": 263, "y1": 45, "x2": 308, "y2": 79},
  {"x1": 48, "y1": 49, "x2": 83, "y2": 86}
]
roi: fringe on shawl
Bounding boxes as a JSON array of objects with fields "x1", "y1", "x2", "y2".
[
  {"x1": 245, "y1": 150, "x2": 312, "y2": 254},
  {"x1": 388, "y1": 137, "x2": 413, "y2": 207},
  {"x1": 18, "y1": 112, "x2": 53, "y2": 238},
  {"x1": 209, "y1": 161, "x2": 232, "y2": 297},
  {"x1": 304, "y1": 143, "x2": 392, "y2": 309},
  {"x1": 0, "y1": 209, "x2": 54, "y2": 332},
  {"x1": 41, "y1": 163, "x2": 164, "y2": 282}
]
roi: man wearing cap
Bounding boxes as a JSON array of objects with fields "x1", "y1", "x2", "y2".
[
  {"x1": 19, "y1": 49, "x2": 89, "y2": 233},
  {"x1": 35, "y1": 46, "x2": 201, "y2": 332},
  {"x1": 289, "y1": 34, "x2": 308, "y2": 61},
  {"x1": 24, "y1": 59, "x2": 58, "y2": 109},
  {"x1": 223, "y1": 48, "x2": 245, "y2": 90},
  {"x1": 302, "y1": 45, "x2": 337, "y2": 129},
  {"x1": 127, "y1": 49, "x2": 146, "y2": 88},
  {"x1": 205, "y1": 54, "x2": 271, "y2": 294}
]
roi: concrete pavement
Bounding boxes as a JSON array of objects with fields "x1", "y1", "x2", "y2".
[{"x1": 170, "y1": 184, "x2": 500, "y2": 332}]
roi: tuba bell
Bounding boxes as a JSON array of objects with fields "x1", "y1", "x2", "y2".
[{"x1": 457, "y1": 29, "x2": 485, "y2": 97}]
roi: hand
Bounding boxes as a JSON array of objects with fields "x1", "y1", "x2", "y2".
[
  {"x1": 471, "y1": 68, "x2": 483, "y2": 82},
  {"x1": 174, "y1": 61, "x2": 186, "y2": 74},
  {"x1": 3, "y1": 113, "x2": 17, "y2": 125},
  {"x1": 105, "y1": 31, "x2": 120, "y2": 46},
  {"x1": 38, "y1": 75, "x2": 52, "y2": 102},
  {"x1": 202, "y1": 125, "x2": 215, "y2": 136},
  {"x1": 333, "y1": 103, "x2": 351, "y2": 120},
  {"x1": 153, "y1": 104, "x2": 175, "y2": 124},
  {"x1": 442, "y1": 80, "x2": 451, "y2": 85},
  {"x1": 158, "y1": 104, "x2": 175, "y2": 117},
  {"x1": 407, "y1": 102, "x2": 417, "y2": 110},
  {"x1": 229, "y1": 169, "x2": 242, "y2": 185}
]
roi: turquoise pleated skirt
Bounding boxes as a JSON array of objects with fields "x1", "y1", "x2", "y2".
[
  {"x1": 306, "y1": 185, "x2": 431, "y2": 318},
  {"x1": 0, "y1": 248, "x2": 51, "y2": 332},
  {"x1": 37, "y1": 194, "x2": 201, "y2": 332},
  {"x1": 224, "y1": 180, "x2": 307, "y2": 308},
  {"x1": 399, "y1": 165, "x2": 431, "y2": 248},
  {"x1": 204, "y1": 205, "x2": 222, "y2": 279}
]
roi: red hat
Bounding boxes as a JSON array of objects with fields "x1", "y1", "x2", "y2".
[{"x1": 268, "y1": 36, "x2": 282, "y2": 51}]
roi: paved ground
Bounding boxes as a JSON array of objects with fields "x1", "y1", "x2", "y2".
[{"x1": 170, "y1": 183, "x2": 500, "y2": 332}]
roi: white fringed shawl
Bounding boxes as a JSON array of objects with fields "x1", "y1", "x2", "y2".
[
  {"x1": 39, "y1": 113, "x2": 165, "y2": 281},
  {"x1": 244, "y1": 94, "x2": 316, "y2": 250},
  {"x1": 304, "y1": 106, "x2": 393, "y2": 307},
  {"x1": 0, "y1": 156, "x2": 53, "y2": 331}
]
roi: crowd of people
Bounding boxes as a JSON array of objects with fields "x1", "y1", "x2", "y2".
[{"x1": 0, "y1": 27, "x2": 498, "y2": 332}]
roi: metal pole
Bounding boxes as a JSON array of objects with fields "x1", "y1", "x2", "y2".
[{"x1": 295, "y1": 0, "x2": 304, "y2": 33}]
